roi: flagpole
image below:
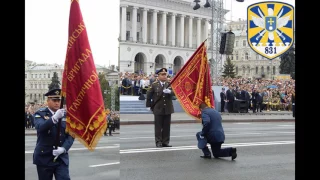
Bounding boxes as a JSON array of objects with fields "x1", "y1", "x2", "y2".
[
  {"x1": 53, "y1": 96, "x2": 65, "y2": 162},
  {"x1": 151, "y1": 39, "x2": 207, "y2": 110}
]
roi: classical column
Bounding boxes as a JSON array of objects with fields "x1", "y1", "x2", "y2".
[
  {"x1": 121, "y1": 6, "x2": 127, "y2": 41},
  {"x1": 152, "y1": 10, "x2": 158, "y2": 44},
  {"x1": 142, "y1": 8, "x2": 148, "y2": 43},
  {"x1": 197, "y1": 17, "x2": 202, "y2": 47},
  {"x1": 204, "y1": 19, "x2": 209, "y2": 42},
  {"x1": 132, "y1": 7, "x2": 138, "y2": 42},
  {"x1": 188, "y1": 16, "x2": 193, "y2": 48},
  {"x1": 171, "y1": 13, "x2": 176, "y2": 46},
  {"x1": 162, "y1": 12, "x2": 167, "y2": 45},
  {"x1": 180, "y1": 15, "x2": 185, "y2": 47}
]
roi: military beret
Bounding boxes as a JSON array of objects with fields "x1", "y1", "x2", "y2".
[
  {"x1": 45, "y1": 88, "x2": 61, "y2": 99},
  {"x1": 156, "y1": 68, "x2": 167, "y2": 75}
]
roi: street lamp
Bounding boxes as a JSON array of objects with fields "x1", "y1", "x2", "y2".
[{"x1": 192, "y1": 0, "x2": 244, "y2": 84}]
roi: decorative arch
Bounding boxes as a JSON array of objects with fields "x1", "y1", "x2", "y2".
[
  {"x1": 133, "y1": 52, "x2": 147, "y2": 74},
  {"x1": 171, "y1": 51, "x2": 186, "y2": 65},
  {"x1": 173, "y1": 56, "x2": 184, "y2": 75},
  {"x1": 153, "y1": 54, "x2": 167, "y2": 73},
  {"x1": 131, "y1": 48, "x2": 150, "y2": 63}
]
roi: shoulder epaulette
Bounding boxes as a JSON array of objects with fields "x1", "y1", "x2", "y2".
[{"x1": 39, "y1": 108, "x2": 46, "y2": 112}]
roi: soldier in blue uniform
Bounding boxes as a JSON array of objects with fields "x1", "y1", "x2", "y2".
[
  {"x1": 197, "y1": 102, "x2": 237, "y2": 160},
  {"x1": 33, "y1": 88, "x2": 74, "y2": 180}
]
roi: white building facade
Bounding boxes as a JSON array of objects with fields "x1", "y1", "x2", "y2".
[
  {"x1": 225, "y1": 19, "x2": 281, "y2": 79},
  {"x1": 25, "y1": 61, "x2": 119, "y2": 104},
  {"x1": 119, "y1": 0, "x2": 226, "y2": 75}
]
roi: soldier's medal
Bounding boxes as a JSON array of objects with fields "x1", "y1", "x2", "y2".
[{"x1": 44, "y1": 116, "x2": 49, "y2": 120}]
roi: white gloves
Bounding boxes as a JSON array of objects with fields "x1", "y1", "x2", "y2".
[
  {"x1": 163, "y1": 88, "x2": 171, "y2": 94},
  {"x1": 53, "y1": 147, "x2": 66, "y2": 156},
  {"x1": 52, "y1": 109, "x2": 66, "y2": 124}
]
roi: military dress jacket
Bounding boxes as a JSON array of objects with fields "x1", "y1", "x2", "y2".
[
  {"x1": 201, "y1": 108, "x2": 225, "y2": 143},
  {"x1": 146, "y1": 81, "x2": 174, "y2": 115},
  {"x1": 33, "y1": 107, "x2": 74, "y2": 166}
]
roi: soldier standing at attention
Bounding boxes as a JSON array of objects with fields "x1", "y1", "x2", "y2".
[
  {"x1": 146, "y1": 68, "x2": 174, "y2": 148},
  {"x1": 33, "y1": 88, "x2": 74, "y2": 180}
]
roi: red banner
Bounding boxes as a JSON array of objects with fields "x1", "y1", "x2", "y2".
[
  {"x1": 170, "y1": 41, "x2": 214, "y2": 120},
  {"x1": 61, "y1": 0, "x2": 106, "y2": 151}
]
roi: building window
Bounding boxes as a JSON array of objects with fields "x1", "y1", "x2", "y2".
[
  {"x1": 242, "y1": 67, "x2": 245, "y2": 74},
  {"x1": 126, "y1": 31, "x2": 130, "y2": 40},
  {"x1": 31, "y1": 84, "x2": 33, "y2": 89},
  {"x1": 267, "y1": 66, "x2": 270, "y2": 74},
  {"x1": 137, "y1": 32, "x2": 140, "y2": 41},
  {"x1": 30, "y1": 94, "x2": 32, "y2": 100},
  {"x1": 256, "y1": 54, "x2": 259, "y2": 60},
  {"x1": 243, "y1": 40, "x2": 246, "y2": 46},
  {"x1": 39, "y1": 74, "x2": 41, "y2": 78},
  {"x1": 35, "y1": 84, "x2": 37, "y2": 89},
  {"x1": 230, "y1": 55, "x2": 233, "y2": 60},
  {"x1": 235, "y1": 41, "x2": 238, "y2": 47},
  {"x1": 256, "y1": 67, "x2": 258, "y2": 74},
  {"x1": 235, "y1": 51, "x2": 238, "y2": 60},
  {"x1": 245, "y1": 52, "x2": 249, "y2": 60},
  {"x1": 236, "y1": 67, "x2": 238, "y2": 74},
  {"x1": 48, "y1": 73, "x2": 50, "y2": 78},
  {"x1": 127, "y1": 12, "x2": 130, "y2": 21},
  {"x1": 273, "y1": 66, "x2": 276, "y2": 75},
  {"x1": 44, "y1": 74, "x2": 46, "y2": 78},
  {"x1": 43, "y1": 84, "x2": 46, "y2": 89},
  {"x1": 35, "y1": 74, "x2": 38, "y2": 78},
  {"x1": 137, "y1": 13, "x2": 140, "y2": 22},
  {"x1": 261, "y1": 66, "x2": 264, "y2": 73},
  {"x1": 25, "y1": 74, "x2": 27, "y2": 79},
  {"x1": 31, "y1": 74, "x2": 33, "y2": 78}
]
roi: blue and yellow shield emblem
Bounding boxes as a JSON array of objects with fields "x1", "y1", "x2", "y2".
[{"x1": 247, "y1": 1, "x2": 294, "y2": 60}]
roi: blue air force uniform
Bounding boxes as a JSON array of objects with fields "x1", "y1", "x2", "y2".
[
  {"x1": 33, "y1": 88, "x2": 74, "y2": 180},
  {"x1": 198, "y1": 107, "x2": 237, "y2": 160}
]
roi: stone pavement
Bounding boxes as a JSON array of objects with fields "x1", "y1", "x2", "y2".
[
  {"x1": 26, "y1": 111, "x2": 294, "y2": 135},
  {"x1": 25, "y1": 129, "x2": 119, "y2": 136},
  {"x1": 120, "y1": 111, "x2": 295, "y2": 125}
]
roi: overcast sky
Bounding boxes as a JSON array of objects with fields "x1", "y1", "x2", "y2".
[
  {"x1": 25, "y1": 0, "x2": 294, "y2": 67},
  {"x1": 223, "y1": 0, "x2": 295, "y2": 21},
  {"x1": 25, "y1": 0, "x2": 119, "y2": 67}
]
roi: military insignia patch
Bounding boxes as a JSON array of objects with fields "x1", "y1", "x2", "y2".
[
  {"x1": 44, "y1": 116, "x2": 49, "y2": 120},
  {"x1": 247, "y1": 1, "x2": 294, "y2": 60},
  {"x1": 34, "y1": 114, "x2": 41, "y2": 118}
]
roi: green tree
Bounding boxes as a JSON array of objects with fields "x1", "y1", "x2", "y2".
[
  {"x1": 98, "y1": 73, "x2": 110, "y2": 108},
  {"x1": 48, "y1": 72, "x2": 61, "y2": 90},
  {"x1": 114, "y1": 85, "x2": 119, "y2": 111},
  {"x1": 280, "y1": 46, "x2": 295, "y2": 79},
  {"x1": 221, "y1": 56, "x2": 236, "y2": 78}
]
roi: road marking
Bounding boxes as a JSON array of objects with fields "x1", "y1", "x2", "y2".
[
  {"x1": 120, "y1": 140, "x2": 294, "y2": 154},
  {"x1": 277, "y1": 125, "x2": 295, "y2": 127},
  {"x1": 89, "y1": 162, "x2": 120, "y2": 167},
  {"x1": 234, "y1": 123, "x2": 252, "y2": 124},
  {"x1": 25, "y1": 145, "x2": 119, "y2": 154},
  {"x1": 120, "y1": 132, "x2": 294, "y2": 140}
]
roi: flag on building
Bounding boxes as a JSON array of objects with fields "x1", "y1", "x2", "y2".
[
  {"x1": 170, "y1": 41, "x2": 214, "y2": 120},
  {"x1": 61, "y1": 0, "x2": 107, "y2": 151}
]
